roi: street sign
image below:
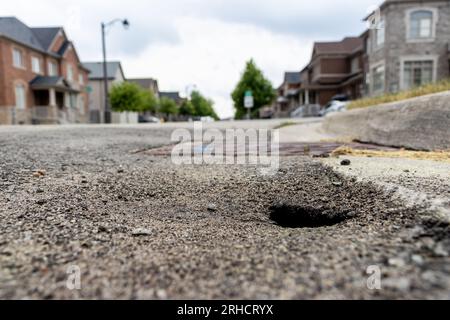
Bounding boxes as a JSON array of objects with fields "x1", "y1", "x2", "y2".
[{"x1": 244, "y1": 91, "x2": 254, "y2": 109}]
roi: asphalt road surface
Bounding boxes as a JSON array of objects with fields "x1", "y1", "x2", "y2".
[{"x1": 0, "y1": 123, "x2": 449, "y2": 299}]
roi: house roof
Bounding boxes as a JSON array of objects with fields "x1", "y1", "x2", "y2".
[
  {"x1": 30, "y1": 27, "x2": 61, "y2": 50},
  {"x1": 128, "y1": 78, "x2": 158, "y2": 89},
  {"x1": 284, "y1": 72, "x2": 301, "y2": 84},
  {"x1": 0, "y1": 17, "x2": 47, "y2": 52},
  {"x1": 57, "y1": 41, "x2": 71, "y2": 56},
  {"x1": 159, "y1": 91, "x2": 182, "y2": 101},
  {"x1": 313, "y1": 37, "x2": 363, "y2": 55},
  {"x1": 363, "y1": 0, "x2": 443, "y2": 20},
  {"x1": 83, "y1": 61, "x2": 124, "y2": 80},
  {"x1": 30, "y1": 76, "x2": 78, "y2": 92}
]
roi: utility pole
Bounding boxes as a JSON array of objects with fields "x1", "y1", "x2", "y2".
[
  {"x1": 101, "y1": 22, "x2": 109, "y2": 124},
  {"x1": 100, "y1": 19, "x2": 129, "y2": 124}
]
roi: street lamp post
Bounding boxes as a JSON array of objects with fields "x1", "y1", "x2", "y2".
[{"x1": 101, "y1": 18, "x2": 129, "y2": 124}]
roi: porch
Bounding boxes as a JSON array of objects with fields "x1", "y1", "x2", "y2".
[{"x1": 30, "y1": 76, "x2": 86, "y2": 124}]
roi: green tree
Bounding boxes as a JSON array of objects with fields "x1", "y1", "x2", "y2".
[
  {"x1": 190, "y1": 90, "x2": 219, "y2": 120},
  {"x1": 231, "y1": 59, "x2": 275, "y2": 119},
  {"x1": 140, "y1": 90, "x2": 159, "y2": 113},
  {"x1": 109, "y1": 82, "x2": 144, "y2": 112},
  {"x1": 179, "y1": 100, "x2": 195, "y2": 116},
  {"x1": 159, "y1": 97, "x2": 179, "y2": 116}
]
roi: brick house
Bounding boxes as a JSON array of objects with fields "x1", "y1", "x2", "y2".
[
  {"x1": 271, "y1": 36, "x2": 366, "y2": 118},
  {"x1": 365, "y1": 0, "x2": 450, "y2": 96},
  {"x1": 298, "y1": 36, "x2": 365, "y2": 107},
  {"x1": 0, "y1": 17, "x2": 89, "y2": 125},
  {"x1": 273, "y1": 72, "x2": 302, "y2": 118}
]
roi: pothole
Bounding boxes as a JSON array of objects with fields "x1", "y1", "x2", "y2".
[{"x1": 269, "y1": 202, "x2": 354, "y2": 228}]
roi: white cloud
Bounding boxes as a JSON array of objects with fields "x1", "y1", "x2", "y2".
[
  {"x1": 0, "y1": 0, "x2": 383, "y2": 118},
  {"x1": 121, "y1": 17, "x2": 313, "y2": 118}
]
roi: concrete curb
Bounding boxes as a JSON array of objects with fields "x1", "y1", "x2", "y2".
[{"x1": 322, "y1": 91, "x2": 450, "y2": 151}]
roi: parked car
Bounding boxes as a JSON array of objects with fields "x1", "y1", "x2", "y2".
[
  {"x1": 319, "y1": 100, "x2": 348, "y2": 117},
  {"x1": 193, "y1": 116, "x2": 215, "y2": 123},
  {"x1": 290, "y1": 106, "x2": 304, "y2": 118},
  {"x1": 139, "y1": 115, "x2": 161, "y2": 123},
  {"x1": 330, "y1": 94, "x2": 349, "y2": 102},
  {"x1": 291, "y1": 104, "x2": 322, "y2": 118}
]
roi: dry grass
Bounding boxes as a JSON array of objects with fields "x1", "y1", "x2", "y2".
[
  {"x1": 348, "y1": 79, "x2": 450, "y2": 110},
  {"x1": 274, "y1": 121, "x2": 297, "y2": 130},
  {"x1": 331, "y1": 146, "x2": 450, "y2": 163}
]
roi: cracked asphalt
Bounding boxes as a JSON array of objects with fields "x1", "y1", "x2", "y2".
[{"x1": 0, "y1": 124, "x2": 449, "y2": 299}]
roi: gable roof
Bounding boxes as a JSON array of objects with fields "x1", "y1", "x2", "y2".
[
  {"x1": 83, "y1": 61, "x2": 125, "y2": 80},
  {"x1": 313, "y1": 37, "x2": 363, "y2": 56},
  {"x1": 57, "y1": 40, "x2": 71, "y2": 56},
  {"x1": 0, "y1": 17, "x2": 71, "y2": 58},
  {"x1": 0, "y1": 17, "x2": 46, "y2": 52},
  {"x1": 31, "y1": 27, "x2": 62, "y2": 50},
  {"x1": 159, "y1": 91, "x2": 182, "y2": 101},
  {"x1": 128, "y1": 78, "x2": 158, "y2": 89}
]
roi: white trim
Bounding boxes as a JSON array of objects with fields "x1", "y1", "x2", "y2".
[
  {"x1": 48, "y1": 60, "x2": 58, "y2": 76},
  {"x1": 31, "y1": 56, "x2": 42, "y2": 74},
  {"x1": 67, "y1": 63, "x2": 74, "y2": 82},
  {"x1": 375, "y1": 18, "x2": 385, "y2": 48},
  {"x1": 399, "y1": 55, "x2": 438, "y2": 90},
  {"x1": 12, "y1": 47, "x2": 25, "y2": 70},
  {"x1": 405, "y1": 7, "x2": 438, "y2": 43},
  {"x1": 14, "y1": 83, "x2": 27, "y2": 110}
]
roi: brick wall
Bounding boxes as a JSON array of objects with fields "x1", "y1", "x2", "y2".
[
  {"x1": 320, "y1": 57, "x2": 349, "y2": 74},
  {"x1": 0, "y1": 38, "x2": 44, "y2": 108}
]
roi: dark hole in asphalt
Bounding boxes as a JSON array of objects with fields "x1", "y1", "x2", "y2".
[{"x1": 269, "y1": 203, "x2": 352, "y2": 228}]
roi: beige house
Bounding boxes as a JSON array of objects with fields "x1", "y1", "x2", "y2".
[
  {"x1": 365, "y1": 0, "x2": 450, "y2": 96},
  {"x1": 83, "y1": 61, "x2": 138, "y2": 124}
]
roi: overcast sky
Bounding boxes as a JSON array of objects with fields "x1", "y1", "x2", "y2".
[{"x1": 1, "y1": 0, "x2": 383, "y2": 118}]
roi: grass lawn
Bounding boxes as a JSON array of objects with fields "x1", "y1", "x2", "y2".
[{"x1": 348, "y1": 78, "x2": 450, "y2": 110}]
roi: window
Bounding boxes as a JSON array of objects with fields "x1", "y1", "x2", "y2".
[
  {"x1": 31, "y1": 56, "x2": 41, "y2": 74},
  {"x1": 366, "y1": 37, "x2": 372, "y2": 54},
  {"x1": 375, "y1": 19, "x2": 385, "y2": 47},
  {"x1": 351, "y1": 58, "x2": 360, "y2": 73},
  {"x1": 70, "y1": 94, "x2": 77, "y2": 108},
  {"x1": 48, "y1": 61, "x2": 58, "y2": 76},
  {"x1": 372, "y1": 65, "x2": 385, "y2": 94},
  {"x1": 15, "y1": 84, "x2": 26, "y2": 110},
  {"x1": 403, "y1": 60, "x2": 433, "y2": 89},
  {"x1": 67, "y1": 64, "x2": 74, "y2": 81},
  {"x1": 410, "y1": 10, "x2": 433, "y2": 39},
  {"x1": 13, "y1": 49, "x2": 24, "y2": 68},
  {"x1": 79, "y1": 73, "x2": 84, "y2": 85}
]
